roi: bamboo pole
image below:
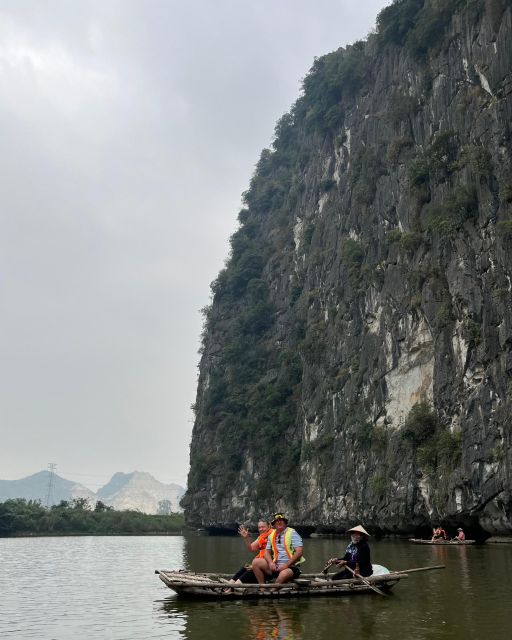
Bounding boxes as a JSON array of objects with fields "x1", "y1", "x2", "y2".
[
  {"x1": 393, "y1": 565, "x2": 445, "y2": 574},
  {"x1": 300, "y1": 564, "x2": 444, "y2": 578}
]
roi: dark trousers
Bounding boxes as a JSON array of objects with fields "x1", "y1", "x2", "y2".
[{"x1": 231, "y1": 566, "x2": 249, "y2": 581}]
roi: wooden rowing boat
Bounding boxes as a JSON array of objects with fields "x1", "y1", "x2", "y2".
[
  {"x1": 409, "y1": 538, "x2": 475, "y2": 545},
  {"x1": 155, "y1": 564, "x2": 404, "y2": 599}
]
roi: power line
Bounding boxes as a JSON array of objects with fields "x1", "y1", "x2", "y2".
[{"x1": 60, "y1": 470, "x2": 187, "y2": 484}]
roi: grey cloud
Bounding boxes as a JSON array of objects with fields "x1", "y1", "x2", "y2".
[{"x1": 0, "y1": 0, "x2": 388, "y2": 488}]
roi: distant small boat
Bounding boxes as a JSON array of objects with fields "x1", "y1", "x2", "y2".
[
  {"x1": 409, "y1": 538, "x2": 475, "y2": 545},
  {"x1": 155, "y1": 564, "x2": 403, "y2": 599}
]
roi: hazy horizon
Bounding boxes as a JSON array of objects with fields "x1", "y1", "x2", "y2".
[
  {"x1": 0, "y1": 466, "x2": 186, "y2": 492},
  {"x1": 0, "y1": 0, "x2": 389, "y2": 491}
]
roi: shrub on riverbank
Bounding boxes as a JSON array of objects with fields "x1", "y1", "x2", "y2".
[{"x1": 0, "y1": 498, "x2": 184, "y2": 536}]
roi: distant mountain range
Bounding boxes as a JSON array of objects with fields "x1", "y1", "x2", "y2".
[
  {"x1": 97, "y1": 471, "x2": 185, "y2": 514},
  {"x1": 0, "y1": 470, "x2": 96, "y2": 505},
  {"x1": 0, "y1": 470, "x2": 185, "y2": 514}
]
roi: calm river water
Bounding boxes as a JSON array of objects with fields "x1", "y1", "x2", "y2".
[{"x1": 1, "y1": 534, "x2": 511, "y2": 639}]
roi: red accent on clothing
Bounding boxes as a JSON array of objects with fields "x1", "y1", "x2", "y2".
[{"x1": 256, "y1": 529, "x2": 272, "y2": 558}]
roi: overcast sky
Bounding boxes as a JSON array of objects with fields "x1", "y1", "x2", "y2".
[{"x1": 0, "y1": 0, "x2": 388, "y2": 491}]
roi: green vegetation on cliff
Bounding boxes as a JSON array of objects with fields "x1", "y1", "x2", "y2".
[
  {"x1": 377, "y1": 0, "x2": 508, "y2": 59},
  {"x1": 185, "y1": 0, "x2": 512, "y2": 534}
]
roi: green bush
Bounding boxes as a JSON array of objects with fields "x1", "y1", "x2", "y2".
[
  {"x1": 377, "y1": 0, "x2": 483, "y2": 62},
  {"x1": 369, "y1": 474, "x2": 388, "y2": 497},
  {"x1": 499, "y1": 182, "x2": 512, "y2": 204},
  {"x1": 376, "y1": 0, "x2": 424, "y2": 47},
  {"x1": 341, "y1": 239, "x2": 366, "y2": 285},
  {"x1": 402, "y1": 404, "x2": 462, "y2": 474},
  {"x1": 0, "y1": 499, "x2": 184, "y2": 536},
  {"x1": 405, "y1": 1, "x2": 455, "y2": 60},
  {"x1": 417, "y1": 441, "x2": 437, "y2": 476},
  {"x1": 387, "y1": 229, "x2": 403, "y2": 244},
  {"x1": 462, "y1": 318, "x2": 482, "y2": 344},
  {"x1": 497, "y1": 217, "x2": 512, "y2": 237},
  {"x1": 399, "y1": 232, "x2": 423, "y2": 252},
  {"x1": 410, "y1": 293, "x2": 423, "y2": 308},
  {"x1": 301, "y1": 320, "x2": 327, "y2": 364},
  {"x1": 492, "y1": 287, "x2": 509, "y2": 300},
  {"x1": 350, "y1": 144, "x2": 386, "y2": 204},
  {"x1": 436, "y1": 430, "x2": 462, "y2": 465},
  {"x1": 387, "y1": 136, "x2": 413, "y2": 163},
  {"x1": 409, "y1": 156, "x2": 431, "y2": 188},
  {"x1": 402, "y1": 402, "x2": 438, "y2": 445},
  {"x1": 299, "y1": 41, "x2": 367, "y2": 134},
  {"x1": 458, "y1": 145, "x2": 492, "y2": 179},
  {"x1": 435, "y1": 301, "x2": 454, "y2": 328},
  {"x1": 488, "y1": 444, "x2": 505, "y2": 463},
  {"x1": 428, "y1": 132, "x2": 459, "y2": 180},
  {"x1": 241, "y1": 300, "x2": 275, "y2": 336},
  {"x1": 426, "y1": 185, "x2": 478, "y2": 236},
  {"x1": 409, "y1": 132, "x2": 458, "y2": 190},
  {"x1": 425, "y1": 204, "x2": 456, "y2": 235}
]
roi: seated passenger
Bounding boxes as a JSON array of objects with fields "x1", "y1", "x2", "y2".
[
  {"x1": 327, "y1": 524, "x2": 372, "y2": 580},
  {"x1": 431, "y1": 525, "x2": 447, "y2": 541},
  {"x1": 252, "y1": 513, "x2": 304, "y2": 585},
  {"x1": 229, "y1": 519, "x2": 273, "y2": 585},
  {"x1": 453, "y1": 527, "x2": 465, "y2": 541}
]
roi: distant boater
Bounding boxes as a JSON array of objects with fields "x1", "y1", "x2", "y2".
[
  {"x1": 453, "y1": 527, "x2": 465, "y2": 541},
  {"x1": 431, "y1": 525, "x2": 447, "y2": 541}
]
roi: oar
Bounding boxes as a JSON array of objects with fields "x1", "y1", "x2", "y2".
[
  {"x1": 345, "y1": 566, "x2": 388, "y2": 596},
  {"x1": 393, "y1": 564, "x2": 445, "y2": 575},
  {"x1": 322, "y1": 562, "x2": 387, "y2": 597}
]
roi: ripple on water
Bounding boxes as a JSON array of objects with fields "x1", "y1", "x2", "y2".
[{"x1": 1, "y1": 536, "x2": 512, "y2": 640}]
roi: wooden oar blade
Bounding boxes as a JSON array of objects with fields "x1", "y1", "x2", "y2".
[{"x1": 345, "y1": 565, "x2": 388, "y2": 596}]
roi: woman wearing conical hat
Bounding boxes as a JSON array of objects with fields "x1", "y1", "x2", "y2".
[{"x1": 326, "y1": 524, "x2": 373, "y2": 580}]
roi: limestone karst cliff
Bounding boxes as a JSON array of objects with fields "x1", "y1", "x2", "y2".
[{"x1": 183, "y1": 0, "x2": 512, "y2": 537}]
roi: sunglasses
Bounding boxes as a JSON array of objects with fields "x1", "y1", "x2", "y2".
[{"x1": 277, "y1": 535, "x2": 282, "y2": 544}]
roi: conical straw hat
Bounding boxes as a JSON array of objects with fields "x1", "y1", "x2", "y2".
[{"x1": 347, "y1": 524, "x2": 370, "y2": 537}]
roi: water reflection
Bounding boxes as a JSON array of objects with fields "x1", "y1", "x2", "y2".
[
  {"x1": 157, "y1": 537, "x2": 512, "y2": 640},
  {"x1": 160, "y1": 596, "x2": 381, "y2": 640},
  {"x1": 244, "y1": 602, "x2": 304, "y2": 640},
  {"x1": 2, "y1": 535, "x2": 512, "y2": 640}
]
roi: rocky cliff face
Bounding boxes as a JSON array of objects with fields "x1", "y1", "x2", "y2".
[{"x1": 183, "y1": 0, "x2": 512, "y2": 536}]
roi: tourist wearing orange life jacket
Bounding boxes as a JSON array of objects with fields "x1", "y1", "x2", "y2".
[
  {"x1": 228, "y1": 519, "x2": 273, "y2": 585},
  {"x1": 431, "y1": 525, "x2": 447, "y2": 541},
  {"x1": 252, "y1": 513, "x2": 304, "y2": 585}
]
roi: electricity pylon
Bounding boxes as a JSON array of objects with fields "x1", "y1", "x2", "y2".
[{"x1": 45, "y1": 463, "x2": 57, "y2": 507}]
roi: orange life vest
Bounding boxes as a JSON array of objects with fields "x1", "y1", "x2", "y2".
[{"x1": 256, "y1": 529, "x2": 272, "y2": 558}]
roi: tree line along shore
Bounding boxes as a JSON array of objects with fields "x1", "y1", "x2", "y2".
[{"x1": 0, "y1": 498, "x2": 184, "y2": 536}]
